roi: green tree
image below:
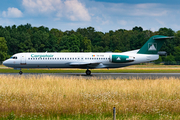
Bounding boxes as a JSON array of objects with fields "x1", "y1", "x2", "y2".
[
  {"x1": 92, "y1": 45, "x2": 104, "y2": 52},
  {"x1": 69, "y1": 34, "x2": 80, "y2": 52},
  {"x1": 0, "y1": 23, "x2": 179, "y2": 56},
  {"x1": 31, "y1": 31, "x2": 49, "y2": 52},
  {"x1": 59, "y1": 35, "x2": 70, "y2": 50},
  {"x1": 0, "y1": 37, "x2": 8, "y2": 61},
  {"x1": 18, "y1": 32, "x2": 33, "y2": 52},
  {"x1": 132, "y1": 26, "x2": 143, "y2": 32},
  {"x1": 59, "y1": 34, "x2": 80, "y2": 52},
  {"x1": 158, "y1": 28, "x2": 175, "y2": 36},
  {"x1": 174, "y1": 46, "x2": 180, "y2": 61},
  {"x1": 164, "y1": 54, "x2": 176, "y2": 65},
  {"x1": 61, "y1": 49, "x2": 71, "y2": 52},
  {"x1": 81, "y1": 37, "x2": 91, "y2": 52},
  {"x1": 45, "y1": 34, "x2": 58, "y2": 52}
]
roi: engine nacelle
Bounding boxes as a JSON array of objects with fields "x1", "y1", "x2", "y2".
[{"x1": 109, "y1": 55, "x2": 135, "y2": 63}]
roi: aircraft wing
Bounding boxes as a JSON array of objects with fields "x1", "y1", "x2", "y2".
[{"x1": 69, "y1": 62, "x2": 101, "y2": 68}]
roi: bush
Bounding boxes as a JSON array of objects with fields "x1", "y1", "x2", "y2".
[{"x1": 164, "y1": 54, "x2": 176, "y2": 65}]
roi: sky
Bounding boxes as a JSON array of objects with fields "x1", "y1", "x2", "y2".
[{"x1": 0, "y1": 0, "x2": 180, "y2": 32}]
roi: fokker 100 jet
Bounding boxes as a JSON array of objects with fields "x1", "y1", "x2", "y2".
[{"x1": 3, "y1": 35, "x2": 173, "y2": 75}]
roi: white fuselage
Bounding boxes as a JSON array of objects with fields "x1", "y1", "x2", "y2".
[{"x1": 3, "y1": 52, "x2": 159, "y2": 69}]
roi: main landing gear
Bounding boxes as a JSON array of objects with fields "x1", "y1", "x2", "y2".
[
  {"x1": 86, "y1": 69, "x2": 91, "y2": 75},
  {"x1": 19, "y1": 71, "x2": 23, "y2": 75}
]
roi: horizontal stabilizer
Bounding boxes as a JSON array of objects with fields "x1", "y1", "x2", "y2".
[{"x1": 153, "y1": 36, "x2": 174, "y2": 40}]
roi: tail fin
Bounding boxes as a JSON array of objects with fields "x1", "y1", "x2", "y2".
[{"x1": 137, "y1": 35, "x2": 173, "y2": 54}]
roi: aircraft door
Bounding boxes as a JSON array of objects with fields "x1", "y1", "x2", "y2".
[{"x1": 20, "y1": 55, "x2": 26, "y2": 65}]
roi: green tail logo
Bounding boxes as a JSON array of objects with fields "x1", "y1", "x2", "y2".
[
  {"x1": 137, "y1": 35, "x2": 173, "y2": 54},
  {"x1": 148, "y1": 43, "x2": 157, "y2": 51}
]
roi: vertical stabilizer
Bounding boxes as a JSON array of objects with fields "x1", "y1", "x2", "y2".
[{"x1": 137, "y1": 35, "x2": 173, "y2": 54}]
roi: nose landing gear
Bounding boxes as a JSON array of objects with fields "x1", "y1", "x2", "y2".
[
  {"x1": 86, "y1": 69, "x2": 91, "y2": 75},
  {"x1": 19, "y1": 71, "x2": 23, "y2": 75}
]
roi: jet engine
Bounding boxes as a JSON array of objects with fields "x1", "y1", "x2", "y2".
[{"x1": 109, "y1": 55, "x2": 135, "y2": 63}]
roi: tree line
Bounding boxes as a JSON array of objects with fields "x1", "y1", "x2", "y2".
[{"x1": 1, "y1": 24, "x2": 180, "y2": 64}]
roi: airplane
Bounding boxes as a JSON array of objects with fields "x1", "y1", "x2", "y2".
[{"x1": 3, "y1": 35, "x2": 173, "y2": 75}]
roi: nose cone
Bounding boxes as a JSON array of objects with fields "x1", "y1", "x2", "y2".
[
  {"x1": 3, "y1": 60, "x2": 7, "y2": 66},
  {"x1": 3, "y1": 60, "x2": 11, "y2": 67}
]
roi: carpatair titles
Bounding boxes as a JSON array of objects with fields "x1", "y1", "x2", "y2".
[{"x1": 31, "y1": 54, "x2": 54, "y2": 58}]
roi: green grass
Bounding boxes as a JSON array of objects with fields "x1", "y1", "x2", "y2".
[
  {"x1": 2, "y1": 113, "x2": 180, "y2": 120},
  {"x1": 1, "y1": 68, "x2": 180, "y2": 73}
]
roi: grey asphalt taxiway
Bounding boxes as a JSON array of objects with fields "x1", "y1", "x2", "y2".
[{"x1": 1, "y1": 73, "x2": 180, "y2": 79}]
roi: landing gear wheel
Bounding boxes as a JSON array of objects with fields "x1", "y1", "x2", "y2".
[
  {"x1": 19, "y1": 71, "x2": 23, "y2": 75},
  {"x1": 86, "y1": 70, "x2": 91, "y2": 75}
]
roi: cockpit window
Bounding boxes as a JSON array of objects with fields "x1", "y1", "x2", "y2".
[{"x1": 10, "y1": 56, "x2": 17, "y2": 59}]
